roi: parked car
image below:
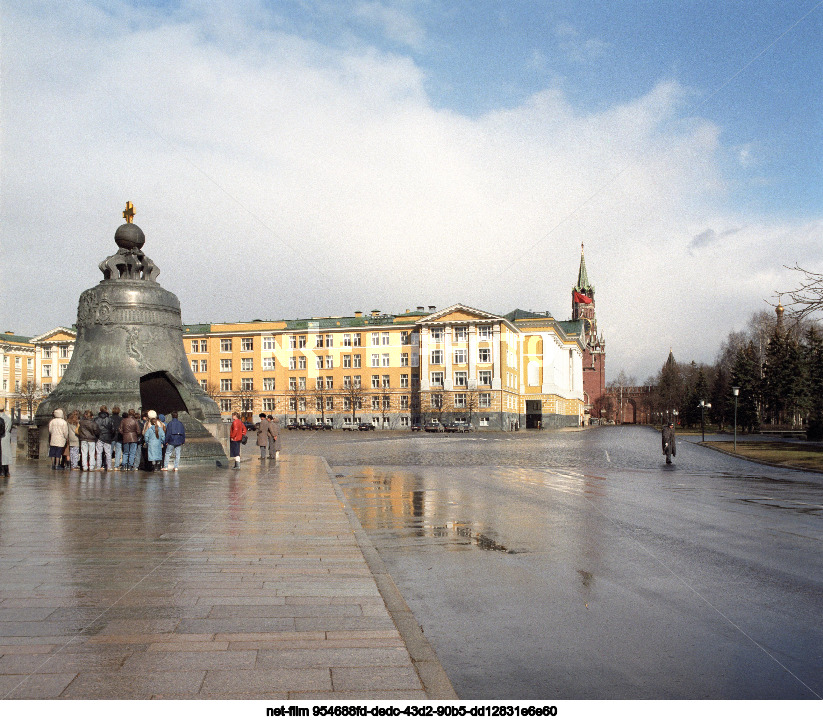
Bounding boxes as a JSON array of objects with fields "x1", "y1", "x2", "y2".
[
  {"x1": 411, "y1": 423, "x2": 423, "y2": 432},
  {"x1": 341, "y1": 420, "x2": 358, "y2": 431},
  {"x1": 320, "y1": 419, "x2": 334, "y2": 430},
  {"x1": 443, "y1": 421, "x2": 459, "y2": 433},
  {"x1": 424, "y1": 421, "x2": 445, "y2": 433},
  {"x1": 358, "y1": 422, "x2": 375, "y2": 431},
  {"x1": 453, "y1": 421, "x2": 473, "y2": 433}
]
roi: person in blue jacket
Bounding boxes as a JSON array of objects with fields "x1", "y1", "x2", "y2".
[
  {"x1": 145, "y1": 415, "x2": 166, "y2": 472},
  {"x1": 163, "y1": 411, "x2": 186, "y2": 471}
]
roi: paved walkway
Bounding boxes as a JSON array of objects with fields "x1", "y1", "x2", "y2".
[{"x1": 0, "y1": 452, "x2": 456, "y2": 700}]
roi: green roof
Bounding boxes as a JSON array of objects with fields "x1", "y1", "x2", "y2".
[
  {"x1": 503, "y1": 309, "x2": 554, "y2": 322},
  {"x1": 0, "y1": 333, "x2": 32, "y2": 344},
  {"x1": 181, "y1": 324, "x2": 212, "y2": 334},
  {"x1": 557, "y1": 320, "x2": 585, "y2": 336}
]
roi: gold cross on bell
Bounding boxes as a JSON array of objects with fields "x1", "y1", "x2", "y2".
[{"x1": 122, "y1": 201, "x2": 135, "y2": 223}]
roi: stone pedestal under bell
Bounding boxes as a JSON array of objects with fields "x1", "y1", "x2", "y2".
[{"x1": 35, "y1": 211, "x2": 228, "y2": 466}]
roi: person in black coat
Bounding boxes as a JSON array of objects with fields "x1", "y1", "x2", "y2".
[{"x1": 662, "y1": 423, "x2": 676, "y2": 464}]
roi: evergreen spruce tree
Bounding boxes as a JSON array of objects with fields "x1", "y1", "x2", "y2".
[
  {"x1": 710, "y1": 365, "x2": 729, "y2": 430},
  {"x1": 730, "y1": 342, "x2": 760, "y2": 433},
  {"x1": 804, "y1": 326, "x2": 823, "y2": 440}
]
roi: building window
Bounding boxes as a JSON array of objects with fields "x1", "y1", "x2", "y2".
[
  {"x1": 241, "y1": 338, "x2": 253, "y2": 352},
  {"x1": 59, "y1": 363, "x2": 69, "y2": 377},
  {"x1": 326, "y1": 397, "x2": 334, "y2": 410},
  {"x1": 59, "y1": 345, "x2": 70, "y2": 358},
  {"x1": 15, "y1": 357, "x2": 21, "y2": 368},
  {"x1": 371, "y1": 375, "x2": 380, "y2": 389},
  {"x1": 478, "y1": 326, "x2": 491, "y2": 340},
  {"x1": 299, "y1": 336, "x2": 307, "y2": 349},
  {"x1": 42, "y1": 382, "x2": 52, "y2": 393},
  {"x1": 371, "y1": 333, "x2": 380, "y2": 346},
  {"x1": 200, "y1": 379, "x2": 208, "y2": 391},
  {"x1": 200, "y1": 360, "x2": 207, "y2": 372},
  {"x1": 382, "y1": 332, "x2": 390, "y2": 346},
  {"x1": 27, "y1": 358, "x2": 33, "y2": 369},
  {"x1": 191, "y1": 360, "x2": 199, "y2": 373},
  {"x1": 431, "y1": 350, "x2": 443, "y2": 365},
  {"x1": 263, "y1": 377, "x2": 276, "y2": 390},
  {"x1": 343, "y1": 333, "x2": 352, "y2": 347},
  {"x1": 371, "y1": 353, "x2": 380, "y2": 367},
  {"x1": 479, "y1": 416, "x2": 490, "y2": 426},
  {"x1": 325, "y1": 356, "x2": 333, "y2": 369},
  {"x1": 43, "y1": 348, "x2": 52, "y2": 359},
  {"x1": 400, "y1": 374, "x2": 409, "y2": 388},
  {"x1": 289, "y1": 357, "x2": 297, "y2": 370},
  {"x1": 478, "y1": 348, "x2": 491, "y2": 363},
  {"x1": 454, "y1": 393, "x2": 466, "y2": 408},
  {"x1": 241, "y1": 378, "x2": 253, "y2": 391},
  {"x1": 325, "y1": 334, "x2": 333, "y2": 347},
  {"x1": 263, "y1": 336, "x2": 275, "y2": 350},
  {"x1": 382, "y1": 395, "x2": 391, "y2": 410},
  {"x1": 400, "y1": 396, "x2": 409, "y2": 410},
  {"x1": 298, "y1": 357, "x2": 307, "y2": 370},
  {"x1": 454, "y1": 349, "x2": 467, "y2": 364},
  {"x1": 382, "y1": 375, "x2": 390, "y2": 388},
  {"x1": 454, "y1": 371, "x2": 467, "y2": 387},
  {"x1": 220, "y1": 378, "x2": 232, "y2": 391},
  {"x1": 479, "y1": 370, "x2": 492, "y2": 386},
  {"x1": 42, "y1": 364, "x2": 51, "y2": 377},
  {"x1": 298, "y1": 377, "x2": 306, "y2": 390},
  {"x1": 381, "y1": 353, "x2": 390, "y2": 367},
  {"x1": 201, "y1": 340, "x2": 208, "y2": 353},
  {"x1": 353, "y1": 333, "x2": 361, "y2": 347},
  {"x1": 220, "y1": 359, "x2": 232, "y2": 372},
  {"x1": 298, "y1": 398, "x2": 306, "y2": 411},
  {"x1": 289, "y1": 377, "x2": 297, "y2": 391},
  {"x1": 372, "y1": 396, "x2": 380, "y2": 411},
  {"x1": 316, "y1": 357, "x2": 323, "y2": 370},
  {"x1": 315, "y1": 335, "x2": 324, "y2": 348},
  {"x1": 219, "y1": 399, "x2": 232, "y2": 412},
  {"x1": 401, "y1": 331, "x2": 410, "y2": 345},
  {"x1": 220, "y1": 339, "x2": 232, "y2": 352},
  {"x1": 241, "y1": 398, "x2": 253, "y2": 412},
  {"x1": 262, "y1": 397, "x2": 276, "y2": 411},
  {"x1": 353, "y1": 354, "x2": 362, "y2": 368},
  {"x1": 400, "y1": 416, "x2": 410, "y2": 427},
  {"x1": 289, "y1": 335, "x2": 296, "y2": 349},
  {"x1": 431, "y1": 371, "x2": 444, "y2": 386},
  {"x1": 430, "y1": 329, "x2": 442, "y2": 341},
  {"x1": 315, "y1": 397, "x2": 323, "y2": 411},
  {"x1": 262, "y1": 357, "x2": 275, "y2": 370},
  {"x1": 454, "y1": 327, "x2": 467, "y2": 341},
  {"x1": 353, "y1": 376, "x2": 361, "y2": 389},
  {"x1": 343, "y1": 355, "x2": 352, "y2": 368},
  {"x1": 401, "y1": 353, "x2": 409, "y2": 367},
  {"x1": 431, "y1": 393, "x2": 443, "y2": 408},
  {"x1": 343, "y1": 376, "x2": 351, "y2": 389},
  {"x1": 289, "y1": 398, "x2": 296, "y2": 411},
  {"x1": 241, "y1": 358, "x2": 253, "y2": 371}
]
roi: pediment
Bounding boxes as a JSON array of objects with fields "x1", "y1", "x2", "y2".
[
  {"x1": 30, "y1": 327, "x2": 77, "y2": 343},
  {"x1": 420, "y1": 304, "x2": 502, "y2": 325}
]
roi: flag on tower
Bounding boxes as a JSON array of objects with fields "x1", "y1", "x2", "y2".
[{"x1": 573, "y1": 290, "x2": 592, "y2": 304}]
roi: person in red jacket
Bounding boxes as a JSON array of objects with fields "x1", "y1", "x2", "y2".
[{"x1": 229, "y1": 412, "x2": 246, "y2": 469}]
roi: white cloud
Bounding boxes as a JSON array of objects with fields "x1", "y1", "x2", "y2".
[
  {"x1": 354, "y1": 1, "x2": 426, "y2": 49},
  {"x1": 0, "y1": 2, "x2": 818, "y2": 383},
  {"x1": 554, "y1": 22, "x2": 611, "y2": 64}
]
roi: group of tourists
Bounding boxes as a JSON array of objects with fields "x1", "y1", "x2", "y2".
[
  {"x1": 47, "y1": 405, "x2": 186, "y2": 472},
  {"x1": 227, "y1": 411, "x2": 281, "y2": 469}
]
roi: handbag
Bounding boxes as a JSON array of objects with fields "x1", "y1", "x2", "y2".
[{"x1": 241, "y1": 434, "x2": 248, "y2": 445}]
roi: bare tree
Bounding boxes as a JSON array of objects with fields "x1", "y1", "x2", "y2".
[
  {"x1": 311, "y1": 377, "x2": 335, "y2": 426},
  {"x1": 287, "y1": 385, "x2": 305, "y2": 426},
  {"x1": 778, "y1": 265, "x2": 823, "y2": 320},
  {"x1": 17, "y1": 381, "x2": 45, "y2": 421},
  {"x1": 233, "y1": 384, "x2": 257, "y2": 421},
  {"x1": 341, "y1": 381, "x2": 365, "y2": 424},
  {"x1": 424, "y1": 391, "x2": 450, "y2": 423}
]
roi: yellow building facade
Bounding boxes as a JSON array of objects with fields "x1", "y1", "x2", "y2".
[{"x1": 12, "y1": 304, "x2": 585, "y2": 430}]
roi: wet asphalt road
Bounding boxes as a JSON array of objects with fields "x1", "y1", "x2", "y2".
[{"x1": 284, "y1": 426, "x2": 823, "y2": 700}]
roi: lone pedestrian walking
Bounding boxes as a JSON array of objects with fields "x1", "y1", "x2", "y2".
[
  {"x1": 662, "y1": 422, "x2": 676, "y2": 465},
  {"x1": 256, "y1": 413, "x2": 272, "y2": 461},
  {"x1": 229, "y1": 411, "x2": 246, "y2": 469},
  {"x1": 268, "y1": 415, "x2": 281, "y2": 461},
  {"x1": 162, "y1": 411, "x2": 185, "y2": 470},
  {"x1": 0, "y1": 406, "x2": 12, "y2": 478}
]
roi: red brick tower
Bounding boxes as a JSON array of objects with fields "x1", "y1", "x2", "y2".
[{"x1": 572, "y1": 244, "x2": 606, "y2": 418}]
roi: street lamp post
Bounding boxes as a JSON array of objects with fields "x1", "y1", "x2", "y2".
[
  {"x1": 732, "y1": 387, "x2": 740, "y2": 452},
  {"x1": 699, "y1": 400, "x2": 712, "y2": 443}
]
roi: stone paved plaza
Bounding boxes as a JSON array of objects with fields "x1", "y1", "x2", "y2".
[{"x1": 0, "y1": 450, "x2": 454, "y2": 700}]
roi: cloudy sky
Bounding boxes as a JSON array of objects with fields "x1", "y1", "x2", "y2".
[{"x1": 1, "y1": 1, "x2": 821, "y2": 382}]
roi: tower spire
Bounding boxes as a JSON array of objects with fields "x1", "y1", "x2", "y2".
[{"x1": 575, "y1": 242, "x2": 591, "y2": 292}]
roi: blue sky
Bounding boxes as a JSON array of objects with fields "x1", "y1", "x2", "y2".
[{"x1": 1, "y1": 1, "x2": 821, "y2": 381}]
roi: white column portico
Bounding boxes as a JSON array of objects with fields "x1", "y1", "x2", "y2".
[
  {"x1": 420, "y1": 327, "x2": 430, "y2": 391},
  {"x1": 492, "y1": 326, "x2": 502, "y2": 391}
]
